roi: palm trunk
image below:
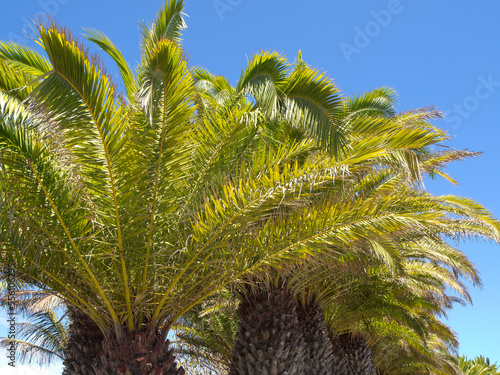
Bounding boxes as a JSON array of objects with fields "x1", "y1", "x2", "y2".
[
  {"x1": 297, "y1": 302, "x2": 334, "y2": 375},
  {"x1": 63, "y1": 307, "x2": 104, "y2": 375},
  {"x1": 337, "y1": 333, "x2": 376, "y2": 375},
  {"x1": 63, "y1": 308, "x2": 185, "y2": 375},
  {"x1": 229, "y1": 286, "x2": 306, "y2": 375},
  {"x1": 328, "y1": 332, "x2": 350, "y2": 375},
  {"x1": 94, "y1": 328, "x2": 184, "y2": 375}
]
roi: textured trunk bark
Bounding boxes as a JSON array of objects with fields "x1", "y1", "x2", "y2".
[
  {"x1": 328, "y1": 332, "x2": 350, "y2": 375},
  {"x1": 94, "y1": 328, "x2": 185, "y2": 375},
  {"x1": 338, "y1": 333, "x2": 376, "y2": 375},
  {"x1": 229, "y1": 286, "x2": 306, "y2": 375},
  {"x1": 63, "y1": 307, "x2": 104, "y2": 375},
  {"x1": 63, "y1": 308, "x2": 185, "y2": 375},
  {"x1": 297, "y1": 302, "x2": 334, "y2": 375}
]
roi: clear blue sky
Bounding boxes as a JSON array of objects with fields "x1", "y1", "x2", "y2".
[{"x1": 1, "y1": 1, "x2": 500, "y2": 373}]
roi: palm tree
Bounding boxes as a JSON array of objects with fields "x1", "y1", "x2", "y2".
[
  {"x1": 0, "y1": 274, "x2": 68, "y2": 367},
  {"x1": 458, "y1": 356, "x2": 500, "y2": 375},
  {"x1": 186, "y1": 52, "x2": 455, "y2": 375},
  {"x1": 372, "y1": 323, "x2": 461, "y2": 375},
  {"x1": 223, "y1": 68, "x2": 500, "y2": 374},
  {"x1": 173, "y1": 292, "x2": 238, "y2": 374},
  {"x1": 2, "y1": 3, "x2": 499, "y2": 375},
  {"x1": 1, "y1": 1, "x2": 420, "y2": 373},
  {"x1": 321, "y1": 252, "x2": 465, "y2": 375}
]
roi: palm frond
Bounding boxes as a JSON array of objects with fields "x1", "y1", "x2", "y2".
[{"x1": 84, "y1": 28, "x2": 138, "y2": 100}]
